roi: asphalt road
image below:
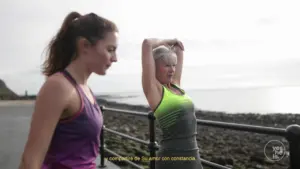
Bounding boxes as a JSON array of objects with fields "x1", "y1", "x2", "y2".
[{"x1": 0, "y1": 103, "x2": 120, "y2": 169}]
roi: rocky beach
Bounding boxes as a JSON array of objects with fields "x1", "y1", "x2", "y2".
[{"x1": 98, "y1": 98, "x2": 298, "y2": 169}]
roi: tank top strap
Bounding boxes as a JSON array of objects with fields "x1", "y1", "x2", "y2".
[
  {"x1": 171, "y1": 83, "x2": 185, "y2": 95},
  {"x1": 88, "y1": 87, "x2": 101, "y2": 112},
  {"x1": 61, "y1": 70, "x2": 99, "y2": 109},
  {"x1": 162, "y1": 83, "x2": 185, "y2": 96},
  {"x1": 61, "y1": 70, "x2": 77, "y2": 85},
  {"x1": 88, "y1": 87, "x2": 97, "y2": 103},
  {"x1": 61, "y1": 70, "x2": 86, "y2": 96},
  {"x1": 87, "y1": 87, "x2": 95, "y2": 98}
]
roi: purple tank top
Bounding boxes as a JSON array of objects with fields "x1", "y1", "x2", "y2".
[{"x1": 42, "y1": 70, "x2": 103, "y2": 169}]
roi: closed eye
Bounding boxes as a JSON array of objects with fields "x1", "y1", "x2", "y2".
[{"x1": 108, "y1": 45, "x2": 117, "y2": 52}]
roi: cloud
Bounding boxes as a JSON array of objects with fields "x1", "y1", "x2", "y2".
[{"x1": 0, "y1": 0, "x2": 300, "y2": 95}]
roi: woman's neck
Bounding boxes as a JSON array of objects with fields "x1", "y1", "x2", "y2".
[
  {"x1": 65, "y1": 60, "x2": 91, "y2": 85},
  {"x1": 163, "y1": 83, "x2": 172, "y2": 89}
]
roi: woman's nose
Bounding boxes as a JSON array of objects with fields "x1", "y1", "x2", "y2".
[
  {"x1": 170, "y1": 66, "x2": 175, "y2": 72},
  {"x1": 111, "y1": 55, "x2": 117, "y2": 62}
]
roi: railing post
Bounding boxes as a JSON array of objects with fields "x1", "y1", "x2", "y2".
[
  {"x1": 148, "y1": 112, "x2": 158, "y2": 169},
  {"x1": 99, "y1": 106, "x2": 106, "y2": 168},
  {"x1": 286, "y1": 124, "x2": 300, "y2": 169}
]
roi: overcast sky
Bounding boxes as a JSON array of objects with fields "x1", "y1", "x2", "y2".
[{"x1": 0, "y1": 0, "x2": 299, "y2": 95}]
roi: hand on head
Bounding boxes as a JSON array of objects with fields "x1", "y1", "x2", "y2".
[{"x1": 162, "y1": 39, "x2": 184, "y2": 51}]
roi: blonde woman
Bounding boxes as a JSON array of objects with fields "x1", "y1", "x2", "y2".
[{"x1": 141, "y1": 38, "x2": 203, "y2": 169}]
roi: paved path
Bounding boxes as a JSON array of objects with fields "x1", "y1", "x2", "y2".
[{"x1": 0, "y1": 102, "x2": 120, "y2": 169}]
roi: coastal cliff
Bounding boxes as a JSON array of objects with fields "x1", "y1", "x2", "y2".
[{"x1": 0, "y1": 79, "x2": 19, "y2": 100}]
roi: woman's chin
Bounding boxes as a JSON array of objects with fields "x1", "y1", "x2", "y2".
[{"x1": 94, "y1": 68, "x2": 107, "y2": 76}]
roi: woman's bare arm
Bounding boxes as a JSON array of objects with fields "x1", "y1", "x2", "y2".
[
  {"x1": 18, "y1": 75, "x2": 71, "y2": 169},
  {"x1": 141, "y1": 38, "x2": 167, "y2": 110},
  {"x1": 172, "y1": 41, "x2": 184, "y2": 86}
]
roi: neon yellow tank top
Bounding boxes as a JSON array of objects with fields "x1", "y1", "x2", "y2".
[{"x1": 154, "y1": 83, "x2": 195, "y2": 130}]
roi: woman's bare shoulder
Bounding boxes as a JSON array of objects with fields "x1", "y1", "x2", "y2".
[{"x1": 37, "y1": 73, "x2": 75, "y2": 103}]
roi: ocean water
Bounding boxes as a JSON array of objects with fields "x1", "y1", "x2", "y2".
[{"x1": 97, "y1": 86, "x2": 300, "y2": 114}]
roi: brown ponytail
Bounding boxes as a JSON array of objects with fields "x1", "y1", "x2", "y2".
[{"x1": 42, "y1": 11, "x2": 118, "y2": 76}]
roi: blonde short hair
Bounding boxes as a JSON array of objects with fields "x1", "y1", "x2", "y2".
[{"x1": 152, "y1": 45, "x2": 177, "y2": 65}]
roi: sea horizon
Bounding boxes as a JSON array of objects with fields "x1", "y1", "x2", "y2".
[{"x1": 96, "y1": 85, "x2": 300, "y2": 114}]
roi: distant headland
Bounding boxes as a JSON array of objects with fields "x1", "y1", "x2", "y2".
[
  {"x1": 0, "y1": 79, "x2": 19, "y2": 100},
  {"x1": 0, "y1": 79, "x2": 35, "y2": 100}
]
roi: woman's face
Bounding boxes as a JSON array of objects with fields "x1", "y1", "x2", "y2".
[
  {"x1": 84, "y1": 31, "x2": 119, "y2": 75},
  {"x1": 155, "y1": 53, "x2": 177, "y2": 84}
]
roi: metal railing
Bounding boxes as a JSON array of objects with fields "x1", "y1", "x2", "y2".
[{"x1": 98, "y1": 106, "x2": 300, "y2": 169}]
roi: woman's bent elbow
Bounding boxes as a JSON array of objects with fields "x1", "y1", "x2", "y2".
[
  {"x1": 142, "y1": 39, "x2": 152, "y2": 47},
  {"x1": 142, "y1": 38, "x2": 149, "y2": 44}
]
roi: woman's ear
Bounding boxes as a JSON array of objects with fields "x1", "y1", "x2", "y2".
[
  {"x1": 77, "y1": 37, "x2": 92, "y2": 54},
  {"x1": 83, "y1": 39, "x2": 91, "y2": 48}
]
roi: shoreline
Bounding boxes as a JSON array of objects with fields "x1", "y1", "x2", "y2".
[
  {"x1": 97, "y1": 98, "x2": 300, "y2": 127},
  {"x1": 0, "y1": 100, "x2": 35, "y2": 107}
]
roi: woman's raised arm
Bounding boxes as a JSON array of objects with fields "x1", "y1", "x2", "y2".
[
  {"x1": 172, "y1": 40, "x2": 185, "y2": 86},
  {"x1": 141, "y1": 38, "x2": 166, "y2": 110}
]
